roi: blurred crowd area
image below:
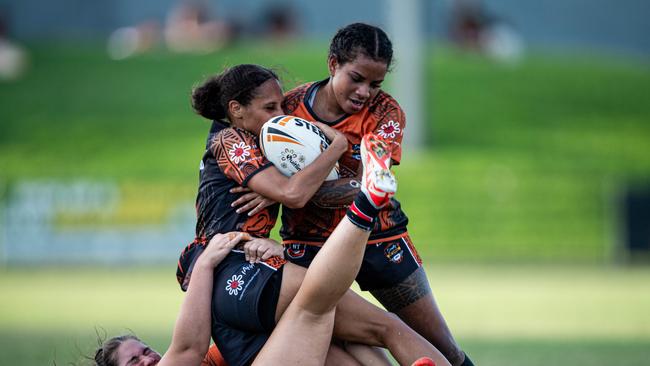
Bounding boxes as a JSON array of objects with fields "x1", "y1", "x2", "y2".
[
  {"x1": 1, "y1": 0, "x2": 649, "y2": 81},
  {"x1": 1, "y1": 0, "x2": 648, "y2": 73}
]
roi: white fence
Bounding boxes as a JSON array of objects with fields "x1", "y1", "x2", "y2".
[{"x1": 1, "y1": 180, "x2": 195, "y2": 265}]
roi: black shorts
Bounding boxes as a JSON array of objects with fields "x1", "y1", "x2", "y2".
[
  {"x1": 284, "y1": 234, "x2": 422, "y2": 291},
  {"x1": 211, "y1": 250, "x2": 284, "y2": 366}
]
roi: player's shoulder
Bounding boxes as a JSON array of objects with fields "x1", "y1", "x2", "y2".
[
  {"x1": 211, "y1": 127, "x2": 259, "y2": 156},
  {"x1": 283, "y1": 81, "x2": 315, "y2": 112},
  {"x1": 215, "y1": 126, "x2": 257, "y2": 144},
  {"x1": 284, "y1": 81, "x2": 313, "y2": 99},
  {"x1": 369, "y1": 89, "x2": 404, "y2": 116}
]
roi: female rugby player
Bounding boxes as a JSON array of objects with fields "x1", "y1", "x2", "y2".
[
  {"x1": 177, "y1": 64, "x2": 448, "y2": 365},
  {"x1": 280, "y1": 23, "x2": 474, "y2": 366}
]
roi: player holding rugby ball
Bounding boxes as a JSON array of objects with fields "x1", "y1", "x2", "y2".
[
  {"x1": 176, "y1": 64, "x2": 448, "y2": 365},
  {"x1": 280, "y1": 23, "x2": 474, "y2": 366}
]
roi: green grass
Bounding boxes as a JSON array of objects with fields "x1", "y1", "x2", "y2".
[
  {"x1": 1, "y1": 265, "x2": 648, "y2": 365},
  {"x1": 1, "y1": 42, "x2": 650, "y2": 263}
]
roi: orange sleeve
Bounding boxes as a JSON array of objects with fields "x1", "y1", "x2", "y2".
[
  {"x1": 282, "y1": 82, "x2": 312, "y2": 115},
  {"x1": 202, "y1": 344, "x2": 228, "y2": 366},
  {"x1": 374, "y1": 103, "x2": 405, "y2": 165}
]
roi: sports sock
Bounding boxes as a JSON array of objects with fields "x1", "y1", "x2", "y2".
[{"x1": 346, "y1": 191, "x2": 381, "y2": 231}]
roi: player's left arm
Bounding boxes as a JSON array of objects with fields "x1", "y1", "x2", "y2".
[
  {"x1": 309, "y1": 177, "x2": 361, "y2": 209},
  {"x1": 160, "y1": 233, "x2": 250, "y2": 366}
]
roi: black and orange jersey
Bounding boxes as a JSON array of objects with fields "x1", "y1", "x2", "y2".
[
  {"x1": 280, "y1": 79, "x2": 409, "y2": 245},
  {"x1": 194, "y1": 120, "x2": 279, "y2": 240}
]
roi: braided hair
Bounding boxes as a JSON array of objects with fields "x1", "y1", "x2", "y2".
[{"x1": 328, "y1": 23, "x2": 394, "y2": 70}]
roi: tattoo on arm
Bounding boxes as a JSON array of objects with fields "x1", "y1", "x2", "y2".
[
  {"x1": 310, "y1": 178, "x2": 361, "y2": 209},
  {"x1": 370, "y1": 267, "x2": 432, "y2": 312}
]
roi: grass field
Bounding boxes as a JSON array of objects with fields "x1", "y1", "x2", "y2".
[{"x1": 1, "y1": 264, "x2": 649, "y2": 365}]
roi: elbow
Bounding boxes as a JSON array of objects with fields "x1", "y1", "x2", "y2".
[
  {"x1": 283, "y1": 197, "x2": 308, "y2": 209},
  {"x1": 168, "y1": 342, "x2": 207, "y2": 362},
  {"x1": 282, "y1": 187, "x2": 309, "y2": 208}
]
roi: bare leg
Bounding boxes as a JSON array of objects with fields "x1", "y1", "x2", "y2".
[
  {"x1": 343, "y1": 342, "x2": 392, "y2": 366},
  {"x1": 274, "y1": 262, "x2": 305, "y2": 321},
  {"x1": 254, "y1": 134, "x2": 430, "y2": 365},
  {"x1": 371, "y1": 267, "x2": 466, "y2": 365},
  {"x1": 333, "y1": 289, "x2": 450, "y2": 366},
  {"x1": 325, "y1": 342, "x2": 363, "y2": 366},
  {"x1": 253, "y1": 217, "x2": 372, "y2": 365},
  {"x1": 274, "y1": 265, "x2": 448, "y2": 365}
]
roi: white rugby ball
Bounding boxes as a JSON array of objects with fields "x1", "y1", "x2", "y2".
[{"x1": 259, "y1": 115, "x2": 339, "y2": 181}]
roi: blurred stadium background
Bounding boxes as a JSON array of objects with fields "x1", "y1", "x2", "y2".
[{"x1": 0, "y1": 0, "x2": 649, "y2": 365}]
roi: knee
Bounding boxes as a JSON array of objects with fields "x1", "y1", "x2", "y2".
[{"x1": 368, "y1": 312, "x2": 406, "y2": 345}]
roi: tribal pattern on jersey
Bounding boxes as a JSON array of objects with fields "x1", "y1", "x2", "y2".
[
  {"x1": 194, "y1": 121, "x2": 278, "y2": 240},
  {"x1": 280, "y1": 80, "x2": 409, "y2": 244}
]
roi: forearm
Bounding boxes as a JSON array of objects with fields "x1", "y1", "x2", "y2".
[
  {"x1": 168, "y1": 258, "x2": 214, "y2": 356},
  {"x1": 281, "y1": 141, "x2": 347, "y2": 207},
  {"x1": 310, "y1": 178, "x2": 360, "y2": 208}
]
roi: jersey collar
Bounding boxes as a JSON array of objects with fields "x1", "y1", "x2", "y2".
[{"x1": 304, "y1": 78, "x2": 350, "y2": 126}]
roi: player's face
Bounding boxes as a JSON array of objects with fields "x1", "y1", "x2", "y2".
[
  {"x1": 329, "y1": 54, "x2": 387, "y2": 115},
  {"x1": 240, "y1": 78, "x2": 284, "y2": 136},
  {"x1": 116, "y1": 339, "x2": 162, "y2": 366}
]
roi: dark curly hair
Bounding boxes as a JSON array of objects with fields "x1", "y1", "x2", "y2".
[
  {"x1": 191, "y1": 64, "x2": 279, "y2": 121},
  {"x1": 328, "y1": 23, "x2": 393, "y2": 70}
]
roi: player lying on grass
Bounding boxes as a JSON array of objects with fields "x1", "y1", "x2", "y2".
[
  {"x1": 176, "y1": 63, "x2": 448, "y2": 365},
  {"x1": 93, "y1": 238, "x2": 393, "y2": 366},
  {"x1": 93, "y1": 135, "x2": 443, "y2": 365},
  {"x1": 96, "y1": 334, "x2": 393, "y2": 366}
]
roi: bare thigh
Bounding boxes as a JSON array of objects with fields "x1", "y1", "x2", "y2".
[
  {"x1": 254, "y1": 263, "x2": 341, "y2": 365},
  {"x1": 253, "y1": 302, "x2": 336, "y2": 365},
  {"x1": 333, "y1": 288, "x2": 451, "y2": 366},
  {"x1": 278, "y1": 265, "x2": 395, "y2": 348},
  {"x1": 325, "y1": 343, "x2": 363, "y2": 366},
  {"x1": 275, "y1": 262, "x2": 306, "y2": 321}
]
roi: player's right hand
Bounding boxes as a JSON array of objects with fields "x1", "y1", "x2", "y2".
[
  {"x1": 243, "y1": 238, "x2": 284, "y2": 263},
  {"x1": 201, "y1": 232, "x2": 251, "y2": 267},
  {"x1": 230, "y1": 186, "x2": 276, "y2": 216},
  {"x1": 312, "y1": 121, "x2": 348, "y2": 150}
]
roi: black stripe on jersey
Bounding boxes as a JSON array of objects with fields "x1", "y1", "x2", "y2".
[
  {"x1": 304, "y1": 79, "x2": 350, "y2": 126},
  {"x1": 241, "y1": 162, "x2": 273, "y2": 187}
]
